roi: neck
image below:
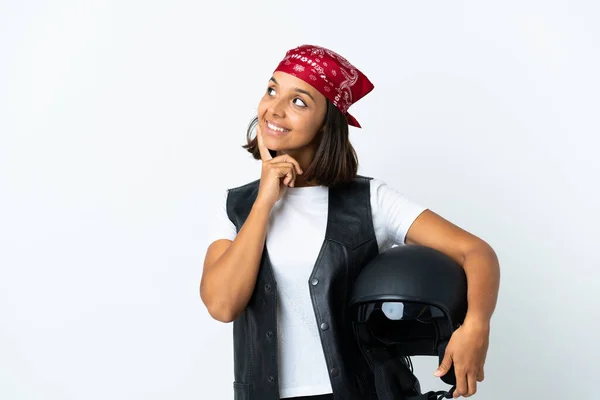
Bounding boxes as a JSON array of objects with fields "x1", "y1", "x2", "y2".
[{"x1": 293, "y1": 176, "x2": 318, "y2": 187}]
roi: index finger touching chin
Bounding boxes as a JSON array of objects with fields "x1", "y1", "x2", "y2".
[{"x1": 256, "y1": 124, "x2": 273, "y2": 161}]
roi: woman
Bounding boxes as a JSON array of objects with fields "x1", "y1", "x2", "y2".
[{"x1": 200, "y1": 44, "x2": 500, "y2": 400}]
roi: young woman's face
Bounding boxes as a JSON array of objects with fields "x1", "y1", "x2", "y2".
[{"x1": 257, "y1": 71, "x2": 327, "y2": 157}]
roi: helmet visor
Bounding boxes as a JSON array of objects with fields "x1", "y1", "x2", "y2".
[
  {"x1": 356, "y1": 301, "x2": 445, "y2": 323},
  {"x1": 355, "y1": 301, "x2": 451, "y2": 346}
]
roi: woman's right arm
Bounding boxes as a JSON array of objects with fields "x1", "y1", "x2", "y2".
[
  {"x1": 199, "y1": 125, "x2": 303, "y2": 322},
  {"x1": 200, "y1": 201, "x2": 272, "y2": 323}
]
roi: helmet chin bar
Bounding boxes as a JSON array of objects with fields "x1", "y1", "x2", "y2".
[{"x1": 354, "y1": 321, "x2": 457, "y2": 400}]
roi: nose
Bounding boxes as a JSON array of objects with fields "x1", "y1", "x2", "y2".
[{"x1": 268, "y1": 98, "x2": 286, "y2": 118}]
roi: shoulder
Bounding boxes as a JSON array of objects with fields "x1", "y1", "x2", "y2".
[
  {"x1": 367, "y1": 177, "x2": 428, "y2": 246},
  {"x1": 219, "y1": 179, "x2": 262, "y2": 230},
  {"x1": 221, "y1": 179, "x2": 261, "y2": 216},
  {"x1": 227, "y1": 179, "x2": 261, "y2": 193},
  {"x1": 333, "y1": 175, "x2": 389, "y2": 201},
  {"x1": 354, "y1": 175, "x2": 386, "y2": 191},
  {"x1": 224, "y1": 179, "x2": 261, "y2": 205},
  {"x1": 366, "y1": 176, "x2": 427, "y2": 215},
  {"x1": 364, "y1": 176, "x2": 391, "y2": 200},
  {"x1": 355, "y1": 174, "x2": 373, "y2": 185}
]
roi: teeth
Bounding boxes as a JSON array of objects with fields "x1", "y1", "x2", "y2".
[{"x1": 268, "y1": 122, "x2": 289, "y2": 132}]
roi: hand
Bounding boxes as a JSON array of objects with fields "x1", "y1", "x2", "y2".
[
  {"x1": 255, "y1": 124, "x2": 303, "y2": 208},
  {"x1": 434, "y1": 321, "x2": 490, "y2": 398}
]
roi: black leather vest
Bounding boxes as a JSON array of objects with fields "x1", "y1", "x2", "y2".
[{"x1": 225, "y1": 176, "x2": 380, "y2": 400}]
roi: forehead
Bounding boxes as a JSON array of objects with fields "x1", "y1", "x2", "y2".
[{"x1": 271, "y1": 71, "x2": 323, "y2": 99}]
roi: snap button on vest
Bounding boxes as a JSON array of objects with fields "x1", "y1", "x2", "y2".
[
  {"x1": 311, "y1": 278, "x2": 319, "y2": 286},
  {"x1": 266, "y1": 331, "x2": 274, "y2": 339},
  {"x1": 330, "y1": 367, "x2": 339, "y2": 377},
  {"x1": 320, "y1": 322, "x2": 329, "y2": 331},
  {"x1": 267, "y1": 375, "x2": 275, "y2": 384}
]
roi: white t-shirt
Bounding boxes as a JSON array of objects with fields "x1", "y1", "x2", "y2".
[{"x1": 207, "y1": 178, "x2": 427, "y2": 398}]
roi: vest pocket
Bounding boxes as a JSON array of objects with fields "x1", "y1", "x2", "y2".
[{"x1": 232, "y1": 381, "x2": 251, "y2": 400}]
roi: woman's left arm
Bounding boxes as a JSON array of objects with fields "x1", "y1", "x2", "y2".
[{"x1": 405, "y1": 209, "x2": 501, "y2": 398}]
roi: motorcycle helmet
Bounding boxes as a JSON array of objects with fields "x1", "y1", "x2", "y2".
[{"x1": 350, "y1": 245, "x2": 468, "y2": 399}]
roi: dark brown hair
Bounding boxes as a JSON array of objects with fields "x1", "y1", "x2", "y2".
[{"x1": 242, "y1": 100, "x2": 358, "y2": 187}]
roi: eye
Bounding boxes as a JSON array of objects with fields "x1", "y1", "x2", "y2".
[
  {"x1": 267, "y1": 87, "x2": 276, "y2": 96},
  {"x1": 293, "y1": 98, "x2": 307, "y2": 107}
]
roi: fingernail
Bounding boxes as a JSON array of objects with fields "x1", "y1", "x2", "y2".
[{"x1": 434, "y1": 370, "x2": 442, "y2": 377}]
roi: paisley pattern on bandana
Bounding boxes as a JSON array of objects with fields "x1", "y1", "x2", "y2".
[{"x1": 273, "y1": 44, "x2": 374, "y2": 128}]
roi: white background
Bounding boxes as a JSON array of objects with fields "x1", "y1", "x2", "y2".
[{"x1": 1, "y1": 1, "x2": 599, "y2": 399}]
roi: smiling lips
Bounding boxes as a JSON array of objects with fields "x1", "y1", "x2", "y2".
[{"x1": 266, "y1": 120, "x2": 291, "y2": 135}]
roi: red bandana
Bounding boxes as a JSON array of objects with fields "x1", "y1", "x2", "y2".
[{"x1": 273, "y1": 44, "x2": 374, "y2": 128}]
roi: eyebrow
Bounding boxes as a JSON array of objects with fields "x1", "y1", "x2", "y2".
[{"x1": 270, "y1": 77, "x2": 315, "y2": 102}]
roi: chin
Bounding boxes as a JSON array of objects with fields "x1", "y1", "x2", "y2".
[
  {"x1": 262, "y1": 136, "x2": 277, "y2": 148},
  {"x1": 263, "y1": 136, "x2": 288, "y2": 150}
]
